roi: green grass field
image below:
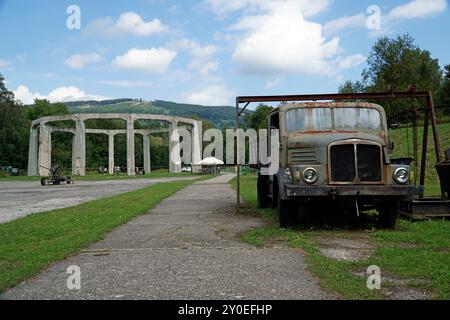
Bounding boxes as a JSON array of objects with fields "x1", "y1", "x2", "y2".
[
  {"x1": 232, "y1": 175, "x2": 450, "y2": 299},
  {"x1": 0, "y1": 176, "x2": 206, "y2": 293}
]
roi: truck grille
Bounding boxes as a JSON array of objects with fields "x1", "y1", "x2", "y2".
[
  {"x1": 330, "y1": 143, "x2": 381, "y2": 183},
  {"x1": 289, "y1": 147, "x2": 316, "y2": 165}
]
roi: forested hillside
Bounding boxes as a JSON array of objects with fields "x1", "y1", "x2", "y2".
[{"x1": 67, "y1": 99, "x2": 243, "y2": 128}]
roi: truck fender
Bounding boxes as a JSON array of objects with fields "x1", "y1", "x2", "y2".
[{"x1": 275, "y1": 168, "x2": 289, "y2": 201}]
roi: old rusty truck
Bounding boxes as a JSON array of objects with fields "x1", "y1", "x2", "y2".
[{"x1": 256, "y1": 102, "x2": 422, "y2": 228}]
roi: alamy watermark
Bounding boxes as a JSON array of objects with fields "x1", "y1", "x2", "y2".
[
  {"x1": 366, "y1": 265, "x2": 381, "y2": 290},
  {"x1": 366, "y1": 5, "x2": 382, "y2": 31},
  {"x1": 66, "y1": 5, "x2": 81, "y2": 30},
  {"x1": 66, "y1": 265, "x2": 81, "y2": 290},
  {"x1": 170, "y1": 128, "x2": 280, "y2": 176}
]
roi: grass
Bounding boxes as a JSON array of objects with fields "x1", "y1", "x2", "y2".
[
  {"x1": 0, "y1": 176, "x2": 206, "y2": 293},
  {"x1": 366, "y1": 220, "x2": 450, "y2": 299},
  {"x1": 232, "y1": 175, "x2": 450, "y2": 299}
]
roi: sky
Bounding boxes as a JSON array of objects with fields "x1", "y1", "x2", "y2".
[{"x1": 0, "y1": 0, "x2": 449, "y2": 107}]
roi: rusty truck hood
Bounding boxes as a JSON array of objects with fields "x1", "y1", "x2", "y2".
[{"x1": 286, "y1": 131, "x2": 386, "y2": 148}]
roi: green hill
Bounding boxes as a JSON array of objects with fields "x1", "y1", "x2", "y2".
[{"x1": 66, "y1": 99, "x2": 247, "y2": 128}]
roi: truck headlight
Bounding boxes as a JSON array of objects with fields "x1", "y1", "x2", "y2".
[
  {"x1": 302, "y1": 167, "x2": 318, "y2": 184},
  {"x1": 393, "y1": 167, "x2": 409, "y2": 184}
]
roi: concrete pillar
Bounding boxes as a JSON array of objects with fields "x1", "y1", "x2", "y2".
[
  {"x1": 72, "y1": 120, "x2": 86, "y2": 176},
  {"x1": 169, "y1": 121, "x2": 181, "y2": 173},
  {"x1": 27, "y1": 127, "x2": 39, "y2": 176},
  {"x1": 143, "y1": 134, "x2": 151, "y2": 173},
  {"x1": 71, "y1": 135, "x2": 76, "y2": 175},
  {"x1": 38, "y1": 124, "x2": 52, "y2": 176},
  {"x1": 108, "y1": 133, "x2": 115, "y2": 175},
  {"x1": 191, "y1": 121, "x2": 202, "y2": 166},
  {"x1": 127, "y1": 117, "x2": 135, "y2": 176}
]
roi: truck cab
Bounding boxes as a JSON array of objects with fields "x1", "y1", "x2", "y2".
[{"x1": 257, "y1": 102, "x2": 422, "y2": 228}]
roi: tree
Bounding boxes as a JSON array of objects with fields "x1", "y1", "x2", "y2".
[
  {"x1": 440, "y1": 65, "x2": 450, "y2": 114},
  {"x1": 0, "y1": 74, "x2": 29, "y2": 169},
  {"x1": 362, "y1": 34, "x2": 441, "y2": 93},
  {"x1": 338, "y1": 80, "x2": 365, "y2": 94},
  {"x1": 244, "y1": 104, "x2": 273, "y2": 130},
  {"x1": 26, "y1": 99, "x2": 70, "y2": 121},
  {"x1": 340, "y1": 34, "x2": 443, "y2": 118},
  {"x1": 0, "y1": 73, "x2": 14, "y2": 103}
]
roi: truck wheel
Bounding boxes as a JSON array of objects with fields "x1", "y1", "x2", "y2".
[
  {"x1": 278, "y1": 193, "x2": 298, "y2": 228},
  {"x1": 298, "y1": 204, "x2": 311, "y2": 228},
  {"x1": 378, "y1": 200, "x2": 400, "y2": 229},
  {"x1": 257, "y1": 174, "x2": 270, "y2": 209},
  {"x1": 40, "y1": 178, "x2": 46, "y2": 186}
]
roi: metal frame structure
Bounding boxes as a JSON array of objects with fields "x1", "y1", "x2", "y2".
[{"x1": 235, "y1": 91, "x2": 443, "y2": 211}]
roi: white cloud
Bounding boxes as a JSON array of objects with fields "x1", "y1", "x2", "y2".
[
  {"x1": 388, "y1": 0, "x2": 447, "y2": 21},
  {"x1": 266, "y1": 78, "x2": 281, "y2": 89},
  {"x1": 324, "y1": 0, "x2": 447, "y2": 36},
  {"x1": 47, "y1": 87, "x2": 109, "y2": 102},
  {"x1": 190, "y1": 60, "x2": 219, "y2": 76},
  {"x1": 183, "y1": 84, "x2": 233, "y2": 106},
  {"x1": 112, "y1": 48, "x2": 177, "y2": 74},
  {"x1": 168, "y1": 39, "x2": 219, "y2": 76},
  {"x1": 323, "y1": 13, "x2": 366, "y2": 36},
  {"x1": 230, "y1": 2, "x2": 363, "y2": 76},
  {"x1": 13, "y1": 85, "x2": 45, "y2": 104},
  {"x1": 205, "y1": 0, "x2": 250, "y2": 16},
  {"x1": 333, "y1": 54, "x2": 366, "y2": 70},
  {"x1": 65, "y1": 53, "x2": 102, "y2": 69},
  {"x1": 205, "y1": 0, "x2": 332, "y2": 18},
  {"x1": 84, "y1": 11, "x2": 169, "y2": 37},
  {"x1": 0, "y1": 59, "x2": 11, "y2": 68},
  {"x1": 100, "y1": 80, "x2": 155, "y2": 88},
  {"x1": 13, "y1": 85, "x2": 109, "y2": 105}
]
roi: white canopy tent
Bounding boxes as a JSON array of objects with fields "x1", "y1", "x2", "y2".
[{"x1": 196, "y1": 157, "x2": 224, "y2": 166}]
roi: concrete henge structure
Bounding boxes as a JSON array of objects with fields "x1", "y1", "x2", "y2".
[{"x1": 27, "y1": 114, "x2": 202, "y2": 176}]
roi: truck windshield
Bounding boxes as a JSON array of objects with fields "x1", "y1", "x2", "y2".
[{"x1": 286, "y1": 107, "x2": 382, "y2": 132}]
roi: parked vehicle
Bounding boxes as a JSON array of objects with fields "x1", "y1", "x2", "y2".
[
  {"x1": 257, "y1": 102, "x2": 421, "y2": 228},
  {"x1": 40, "y1": 165, "x2": 74, "y2": 186}
]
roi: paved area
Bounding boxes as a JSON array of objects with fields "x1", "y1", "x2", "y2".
[
  {"x1": 1, "y1": 175, "x2": 330, "y2": 300},
  {"x1": 0, "y1": 177, "x2": 196, "y2": 224}
]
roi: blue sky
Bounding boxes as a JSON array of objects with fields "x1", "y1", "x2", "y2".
[{"x1": 0, "y1": 0, "x2": 449, "y2": 107}]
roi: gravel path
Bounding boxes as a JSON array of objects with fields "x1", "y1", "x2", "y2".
[
  {"x1": 0, "y1": 177, "x2": 196, "y2": 224},
  {"x1": 1, "y1": 174, "x2": 330, "y2": 300}
]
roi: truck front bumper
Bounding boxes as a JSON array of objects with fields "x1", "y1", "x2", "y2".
[{"x1": 285, "y1": 184, "x2": 423, "y2": 198}]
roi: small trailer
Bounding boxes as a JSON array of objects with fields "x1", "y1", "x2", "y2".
[
  {"x1": 401, "y1": 148, "x2": 450, "y2": 220},
  {"x1": 40, "y1": 165, "x2": 74, "y2": 186}
]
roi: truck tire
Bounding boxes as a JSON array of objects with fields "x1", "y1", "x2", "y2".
[
  {"x1": 298, "y1": 204, "x2": 311, "y2": 228},
  {"x1": 378, "y1": 200, "x2": 400, "y2": 229},
  {"x1": 257, "y1": 174, "x2": 270, "y2": 209},
  {"x1": 40, "y1": 178, "x2": 46, "y2": 186},
  {"x1": 278, "y1": 193, "x2": 298, "y2": 228}
]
